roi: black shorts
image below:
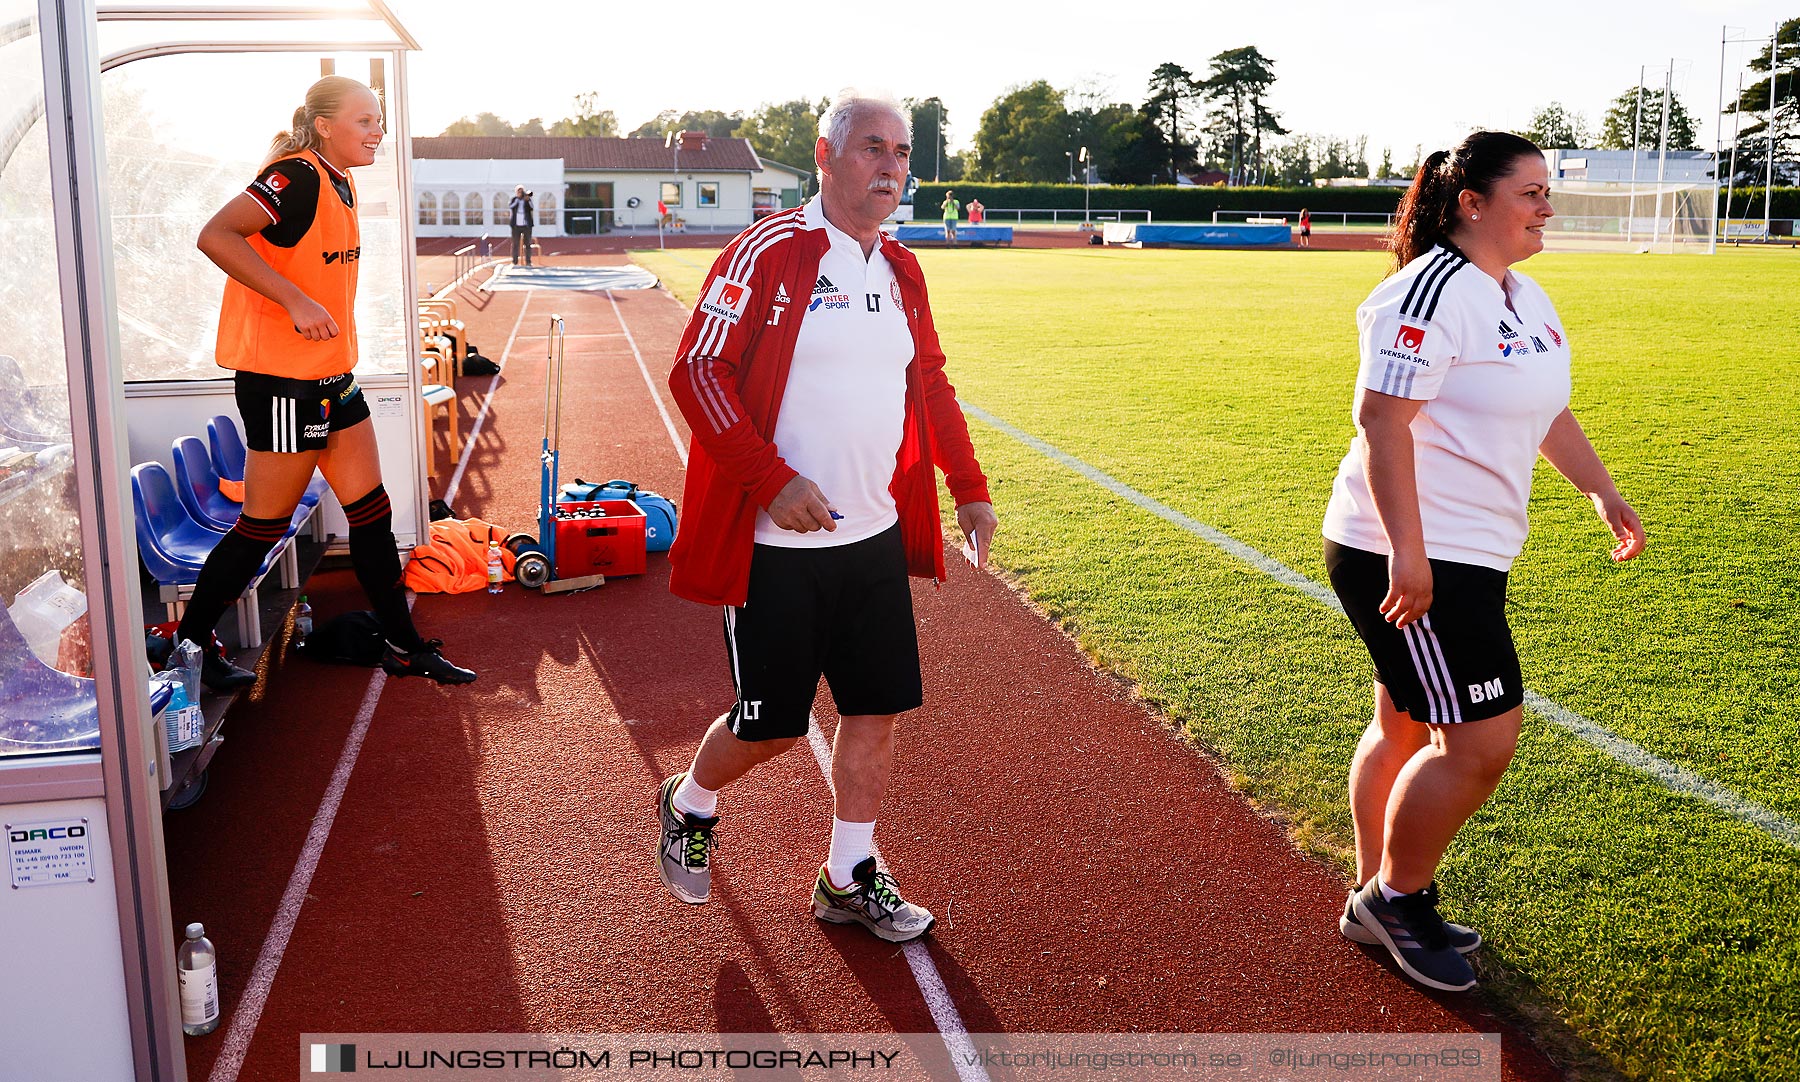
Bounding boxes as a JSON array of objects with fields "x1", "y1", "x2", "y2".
[
  {"x1": 234, "y1": 370, "x2": 369, "y2": 453},
  {"x1": 1324, "y1": 539, "x2": 1523, "y2": 725},
  {"x1": 722, "y1": 524, "x2": 923, "y2": 741}
]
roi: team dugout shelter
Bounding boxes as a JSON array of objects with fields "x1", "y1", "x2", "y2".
[{"x1": 0, "y1": 2, "x2": 430, "y2": 1078}]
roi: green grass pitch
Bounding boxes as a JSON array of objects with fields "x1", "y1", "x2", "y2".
[{"x1": 635, "y1": 243, "x2": 1800, "y2": 1081}]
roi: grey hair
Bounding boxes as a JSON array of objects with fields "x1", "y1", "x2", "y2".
[{"x1": 816, "y1": 87, "x2": 911, "y2": 181}]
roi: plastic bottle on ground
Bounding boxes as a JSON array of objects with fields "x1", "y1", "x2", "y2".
[
  {"x1": 487, "y1": 541, "x2": 504, "y2": 594},
  {"x1": 177, "y1": 922, "x2": 220, "y2": 1036},
  {"x1": 294, "y1": 595, "x2": 313, "y2": 649}
]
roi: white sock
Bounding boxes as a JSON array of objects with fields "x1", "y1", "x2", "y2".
[
  {"x1": 826, "y1": 817, "x2": 877, "y2": 889},
  {"x1": 1377, "y1": 877, "x2": 1408, "y2": 903},
  {"x1": 671, "y1": 772, "x2": 718, "y2": 819}
]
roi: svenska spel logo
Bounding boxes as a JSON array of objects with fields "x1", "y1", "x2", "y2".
[
  {"x1": 265, "y1": 172, "x2": 288, "y2": 193},
  {"x1": 699, "y1": 277, "x2": 751, "y2": 325},
  {"x1": 309, "y1": 1043, "x2": 355, "y2": 1072},
  {"x1": 1393, "y1": 323, "x2": 1427, "y2": 353}
]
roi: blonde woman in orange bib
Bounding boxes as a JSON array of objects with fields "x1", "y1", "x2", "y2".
[{"x1": 180, "y1": 76, "x2": 475, "y2": 687}]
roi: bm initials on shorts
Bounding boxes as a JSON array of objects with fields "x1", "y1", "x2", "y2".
[{"x1": 1468, "y1": 678, "x2": 1505, "y2": 704}]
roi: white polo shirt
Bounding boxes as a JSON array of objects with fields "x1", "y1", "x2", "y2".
[
  {"x1": 1323, "y1": 245, "x2": 1573, "y2": 571},
  {"x1": 755, "y1": 198, "x2": 915, "y2": 548}
]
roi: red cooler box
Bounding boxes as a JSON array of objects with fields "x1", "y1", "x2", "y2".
[{"x1": 553, "y1": 500, "x2": 646, "y2": 578}]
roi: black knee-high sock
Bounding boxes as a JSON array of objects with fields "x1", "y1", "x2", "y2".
[
  {"x1": 343, "y1": 485, "x2": 427, "y2": 652},
  {"x1": 176, "y1": 513, "x2": 289, "y2": 645}
]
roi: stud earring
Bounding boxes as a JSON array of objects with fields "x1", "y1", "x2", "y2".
[{"x1": 1471, "y1": 213, "x2": 1480, "y2": 221}]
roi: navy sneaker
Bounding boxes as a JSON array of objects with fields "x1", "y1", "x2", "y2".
[
  {"x1": 1341, "y1": 884, "x2": 1481, "y2": 954},
  {"x1": 1349, "y1": 880, "x2": 1478, "y2": 992},
  {"x1": 380, "y1": 639, "x2": 476, "y2": 684}
]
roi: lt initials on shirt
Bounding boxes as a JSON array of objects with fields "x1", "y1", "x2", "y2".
[
  {"x1": 1468, "y1": 678, "x2": 1505, "y2": 704},
  {"x1": 866, "y1": 293, "x2": 882, "y2": 312}
]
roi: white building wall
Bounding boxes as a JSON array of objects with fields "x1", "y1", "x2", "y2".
[
  {"x1": 587, "y1": 172, "x2": 756, "y2": 230},
  {"x1": 412, "y1": 159, "x2": 565, "y2": 239},
  {"x1": 1544, "y1": 148, "x2": 1715, "y2": 184}
]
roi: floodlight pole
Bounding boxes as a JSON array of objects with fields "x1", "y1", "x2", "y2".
[
  {"x1": 935, "y1": 98, "x2": 942, "y2": 182},
  {"x1": 1764, "y1": 24, "x2": 1778, "y2": 233},
  {"x1": 1724, "y1": 73, "x2": 1744, "y2": 241},
  {"x1": 1652, "y1": 62, "x2": 1672, "y2": 250},
  {"x1": 1715, "y1": 26, "x2": 1728, "y2": 251},
  {"x1": 1628, "y1": 68, "x2": 1644, "y2": 245}
]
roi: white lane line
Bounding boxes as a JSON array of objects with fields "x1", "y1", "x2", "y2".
[
  {"x1": 443, "y1": 289, "x2": 535, "y2": 507},
  {"x1": 206, "y1": 594, "x2": 414, "y2": 1082},
  {"x1": 606, "y1": 289, "x2": 688, "y2": 467},
  {"x1": 804, "y1": 718, "x2": 990, "y2": 1082},
  {"x1": 511, "y1": 332, "x2": 626, "y2": 341},
  {"x1": 962, "y1": 403, "x2": 1800, "y2": 853}
]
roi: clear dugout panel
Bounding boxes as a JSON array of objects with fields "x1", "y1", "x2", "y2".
[
  {"x1": 102, "y1": 51, "x2": 410, "y2": 381},
  {"x1": 0, "y1": 3, "x2": 99, "y2": 756}
]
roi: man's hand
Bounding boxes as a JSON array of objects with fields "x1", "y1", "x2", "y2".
[
  {"x1": 956, "y1": 501, "x2": 998, "y2": 569},
  {"x1": 768, "y1": 475, "x2": 837, "y2": 534}
]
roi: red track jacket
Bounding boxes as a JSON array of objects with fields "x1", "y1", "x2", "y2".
[{"x1": 666, "y1": 204, "x2": 991, "y2": 607}]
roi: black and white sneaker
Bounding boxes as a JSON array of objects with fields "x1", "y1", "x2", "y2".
[
  {"x1": 1341, "y1": 884, "x2": 1481, "y2": 954},
  {"x1": 1349, "y1": 879, "x2": 1478, "y2": 992},
  {"x1": 194, "y1": 643, "x2": 257, "y2": 692},
  {"x1": 380, "y1": 639, "x2": 477, "y2": 684}
]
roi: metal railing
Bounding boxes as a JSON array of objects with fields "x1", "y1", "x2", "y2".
[
  {"x1": 948, "y1": 207, "x2": 1153, "y2": 225},
  {"x1": 1211, "y1": 209, "x2": 1396, "y2": 228},
  {"x1": 452, "y1": 242, "x2": 483, "y2": 284}
]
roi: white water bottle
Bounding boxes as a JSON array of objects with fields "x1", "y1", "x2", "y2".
[
  {"x1": 294, "y1": 595, "x2": 313, "y2": 649},
  {"x1": 177, "y1": 922, "x2": 220, "y2": 1036},
  {"x1": 487, "y1": 541, "x2": 504, "y2": 594}
]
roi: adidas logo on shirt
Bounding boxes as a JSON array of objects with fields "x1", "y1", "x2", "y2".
[
  {"x1": 1497, "y1": 320, "x2": 1519, "y2": 340},
  {"x1": 775, "y1": 283, "x2": 791, "y2": 303},
  {"x1": 812, "y1": 275, "x2": 837, "y2": 295}
]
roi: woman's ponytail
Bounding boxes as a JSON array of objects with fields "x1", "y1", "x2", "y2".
[
  {"x1": 263, "y1": 75, "x2": 368, "y2": 165},
  {"x1": 1386, "y1": 131, "x2": 1542, "y2": 274}
]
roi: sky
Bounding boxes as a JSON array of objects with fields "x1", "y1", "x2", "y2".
[{"x1": 385, "y1": 0, "x2": 1796, "y2": 166}]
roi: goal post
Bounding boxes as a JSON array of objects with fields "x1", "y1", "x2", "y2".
[{"x1": 1543, "y1": 178, "x2": 1718, "y2": 253}]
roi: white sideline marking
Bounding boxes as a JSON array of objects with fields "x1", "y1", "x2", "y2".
[
  {"x1": 206, "y1": 597, "x2": 412, "y2": 1082},
  {"x1": 804, "y1": 719, "x2": 990, "y2": 1082},
  {"x1": 443, "y1": 289, "x2": 535, "y2": 507},
  {"x1": 607, "y1": 289, "x2": 688, "y2": 467},
  {"x1": 961, "y1": 403, "x2": 1800, "y2": 853}
]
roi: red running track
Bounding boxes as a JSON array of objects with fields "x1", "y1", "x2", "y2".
[{"x1": 164, "y1": 257, "x2": 1563, "y2": 1081}]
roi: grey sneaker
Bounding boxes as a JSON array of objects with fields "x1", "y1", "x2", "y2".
[
  {"x1": 656, "y1": 774, "x2": 717, "y2": 905},
  {"x1": 811, "y1": 856, "x2": 935, "y2": 943},
  {"x1": 1341, "y1": 885, "x2": 1481, "y2": 954},
  {"x1": 1350, "y1": 879, "x2": 1478, "y2": 991}
]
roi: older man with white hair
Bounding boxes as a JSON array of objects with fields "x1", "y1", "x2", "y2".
[{"x1": 657, "y1": 89, "x2": 998, "y2": 943}]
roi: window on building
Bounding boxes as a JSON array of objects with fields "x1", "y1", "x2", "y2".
[
  {"x1": 418, "y1": 190, "x2": 437, "y2": 225},
  {"x1": 441, "y1": 191, "x2": 461, "y2": 227},
  {"x1": 538, "y1": 191, "x2": 556, "y2": 226},
  {"x1": 464, "y1": 192, "x2": 484, "y2": 226},
  {"x1": 660, "y1": 181, "x2": 682, "y2": 208},
  {"x1": 494, "y1": 191, "x2": 509, "y2": 226},
  {"x1": 697, "y1": 182, "x2": 719, "y2": 208}
]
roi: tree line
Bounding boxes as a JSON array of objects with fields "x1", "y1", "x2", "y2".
[{"x1": 441, "y1": 17, "x2": 1796, "y2": 189}]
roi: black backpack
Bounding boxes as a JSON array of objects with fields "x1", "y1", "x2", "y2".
[{"x1": 297, "y1": 611, "x2": 386, "y2": 666}]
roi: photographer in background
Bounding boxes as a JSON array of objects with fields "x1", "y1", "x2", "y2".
[{"x1": 509, "y1": 185, "x2": 535, "y2": 266}]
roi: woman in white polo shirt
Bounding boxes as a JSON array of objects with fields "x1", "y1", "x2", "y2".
[{"x1": 1322, "y1": 130, "x2": 1646, "y2": 992}]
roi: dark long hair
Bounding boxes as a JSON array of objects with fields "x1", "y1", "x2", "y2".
[{"x1": 1388, "y1": 131, "x2": 1541, "y2": 273}]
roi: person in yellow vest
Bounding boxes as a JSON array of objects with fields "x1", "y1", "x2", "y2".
[{"x1": 179, "y1": 76, "x2": 476, "y2": 687}]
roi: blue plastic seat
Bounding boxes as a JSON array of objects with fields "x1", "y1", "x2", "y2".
[
  {"x1": 172, "y1": 436, "x2": 245, "y2": 531},
  {"x1": 207, "y1": 413, "x2": 328, "y2": 508}
]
